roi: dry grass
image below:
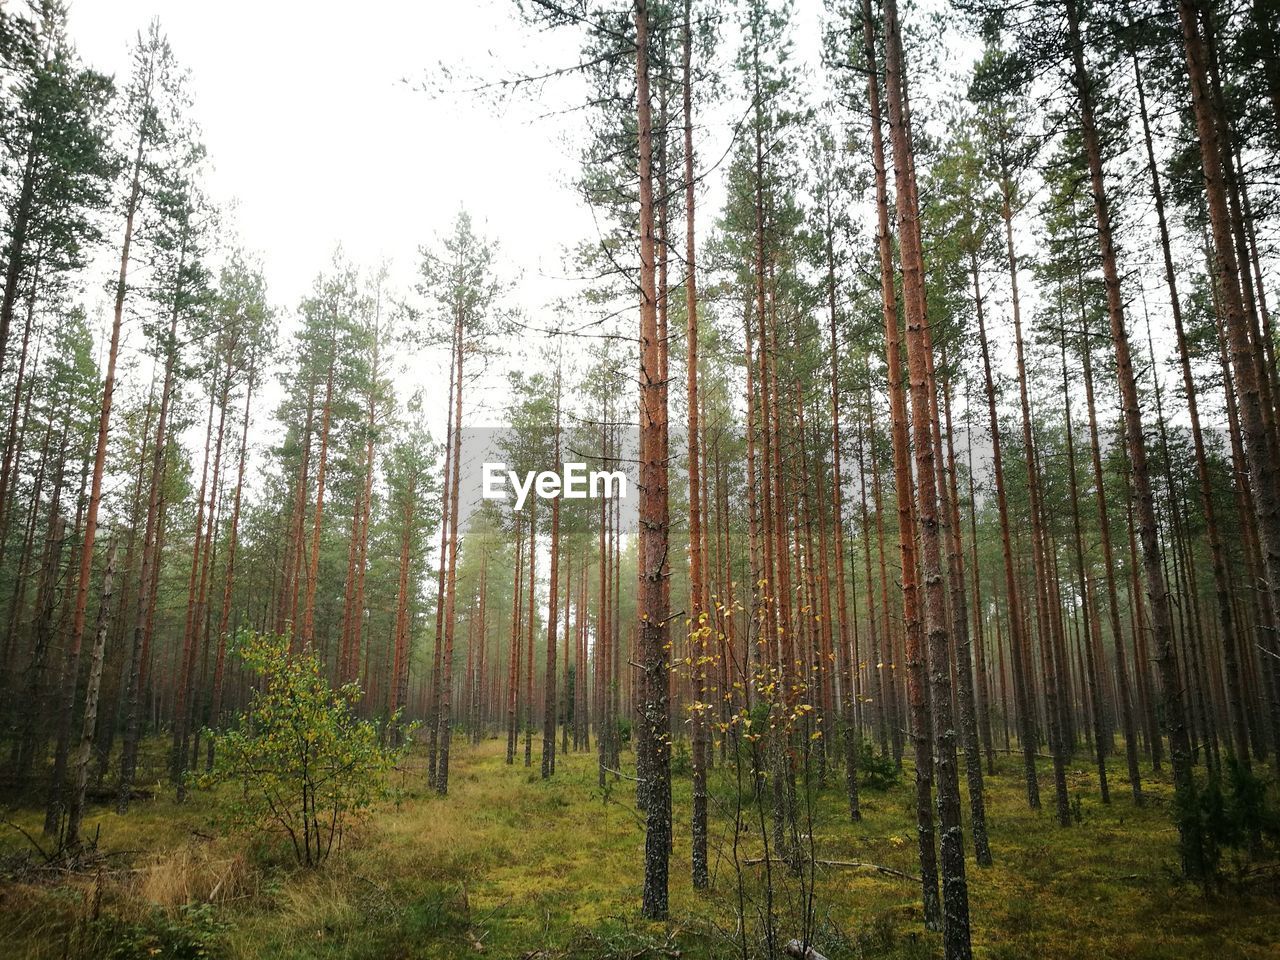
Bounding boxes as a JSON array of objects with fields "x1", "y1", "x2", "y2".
[{"x1": 132, "y1": 841, "x2": 256, "y2": 907}]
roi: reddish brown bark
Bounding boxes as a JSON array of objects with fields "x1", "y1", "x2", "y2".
[
  {"x1": 863, "y1": 0, "x2": 940, "y2": 929},
  {"x1": 881, "y1": 0, "x2": 970, "y2": 946},
  {"x1": 1181, "y1": 0, "x2": 1280, "y2": 761},
  {"x1": 300, "y1": 339, "x2": 336, "y2": 649},
  {"x1": 635, "y1": 0, "x2": 670, "y2": 918}
]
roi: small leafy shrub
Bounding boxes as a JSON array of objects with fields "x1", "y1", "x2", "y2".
[
  {"x1": 615, "y1": 716, "x2": 632, "y2": 745},
  {"x1": 200, "y1": 630, "x2": 407, "y2": 866},
  {"x1": 852, "y1": 914, "x2": 933, "y2": 960},
  {"x1": 858, "y1": 740, "x2": 899, "y2": 791},
  {"x1": 89, "y1": 903, "x2": 224, "y2": 960},
  {"x1": 670, "y1": 739, "x2": 692, "y2": 776}
]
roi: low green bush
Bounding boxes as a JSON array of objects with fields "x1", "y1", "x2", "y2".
[{"x1": 200, "y1": 630, "x2": 407, "y2": 867}]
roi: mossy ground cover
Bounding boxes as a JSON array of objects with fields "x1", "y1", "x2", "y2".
[{"x1": 1, "y1": 737, "x2": 1276, "y2": 959}]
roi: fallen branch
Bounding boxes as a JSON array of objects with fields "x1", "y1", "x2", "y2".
[
  {"x1": 2, "y1": 818, "x2": 54, "y2": 864},
  {"x1": 84, "y1": 787, "x2": 151, "y2": 803},
  {"x1": 743, "y1": 856, "x2": 920, "y2": 884}
]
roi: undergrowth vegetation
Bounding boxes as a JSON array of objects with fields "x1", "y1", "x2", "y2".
[
  {"x1": 198, "y1": 631, "x2": 408, "y2": 867},
  {"x1": 2, "y1": 738, "x2": 1278, "y2": 959}
]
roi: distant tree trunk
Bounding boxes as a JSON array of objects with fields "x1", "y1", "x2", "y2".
[
  {"x1": 208, "y1": 356, "x2": 256, "y2": 770},
  {"x1": 508, "y1": 518, "x2": 524, "y2": 765},
  {"x1": 290, "y1": 393, "x2": 314, "y2": 637},
  {"x1": 868, "y1": 381, "x2": 904, "y2": 767},
  {"x1": 347, "y1": 298, "x2": 383, "y2": 687},
  {"x1": 338, "y1": 491, "x2": 363, "y2": 679},
  {"x1": 940, "y1": 357, "x2": 992, "y2": 864},
  {"x1": 821, "y1": 147, "x2": 859, "y2": 821},
  {"x1": 1146, "y1": 313, "x2": 1219, "y2": 772},
  {"x1": 477, "y1": 609, "x2": 487, "y2": 736},
  {"x1": 428, "y1": 319, "x2": 459, "y2": 784},
  {"x1": 477, "y1": 564, "x2": 491, "y2": 745},
  {"x1": 1120, "y1": 456, "x2": 1161, "y2": 769},
  {"x1": 542, "y1": 372, "x2": 562, "y2": 780},
  {"x1": 17, "y1": 508, "x2": 64, "y2": 785},
  {"x1": 611, "y1": 483, "x2": 623, "y2": 776},
  {"x1": 300, "y1": 342, "x2": 337, "y2": 649},
  {"x1": 796, "y1": 396, "x2": 830, "y2": 790},
  {"x1": 179, "y1": 357, "x2": 232, "y2": 797},
  {"x1": 561, "y1": 559, "x2": 571, "y2": 755},
  {"x1": 969, "y1": 250, "x2": 1039, "y2": 808},
  {"x1": 680, "y1": 0, "x2": 711, "y2": 890},
  {"x1": 1067, "y1": 0, "x2": 1193, "y2": 842},
  {"x1": 813, "y1": 408, "x2": 851, "y2": 813},
  {"x1": 597, "y1": 411, "x2": 613, "y2": 785},
  {"x1": 576, "y1": 559, "x2": 589, "y2": 751},
  {"x1": 857, "y1": 377, "x2": 887, "y2": 759},
  {"x1": 1071, "y1": 221, "x2": 1143, "y2": 802},
  {"x1": 0, "y1": 246, "x2": 44, "y2": 562},
  {"x1": 525, "y1": 502, "x2": 537, "y2": 769},
  {"x1": 0, "y1": 372, "x2": 43, "y2": 697},
  {"x1": 437, "y1": 300, "x2": 465, "y2": 795},
  {"x1": 1059, "y1": 324, "x2": 1110, "y2": 803},
  {"x1": 963, "y1": 392, "x2": 997, "y2": 775},
  {"x1": 389, "y1": 469, "x2": 416, "y2": 738},
  {"x1": 743, "y1": 308, "x2": 762, "y2": 699},
  {"x1": 999, "y1": 172, "x2": 1070, "y2": 826},
  {"x1": 171, "y1": 371, "x2": 218, "y2": 797},
  {"x1": 349, "y1": 465, "x2": 375, "y2": 683},
  {"x1": 278, "y1": 384, "x2": 314, "y2": 636}
]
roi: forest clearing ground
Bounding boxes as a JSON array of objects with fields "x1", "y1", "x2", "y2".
[{"x1": 1, "y1": 736, "x2": 1278, "y2": 959}]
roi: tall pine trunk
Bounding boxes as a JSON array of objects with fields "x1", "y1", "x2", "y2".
[
  {"x1": 881, "y1": 0, "x2": 970, "y2": 948},
  {"x1": 64, "y1": 538, "x2": 118, "y2": 849},
  {"x1": 862, "y1": 0, "x2": 940, "y2": 929},
  {"x1": 1066, "y1": 0, "x2": 1193, "y2": 853},
  {"x1": 635, "y1": 0, "x2": 670, "y2": 920}
]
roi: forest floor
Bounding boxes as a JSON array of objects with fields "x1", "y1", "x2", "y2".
[{"x1": 1, "y1": 736, "x2": 1278, "y2": 959}]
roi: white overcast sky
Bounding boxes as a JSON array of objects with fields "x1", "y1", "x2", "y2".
[
  {"x1": 63, "y1": 0, "x2": 842, "y2": 314},
  {"x1": 70, "y1": 0, "x2": 596, "y2": 317}
]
